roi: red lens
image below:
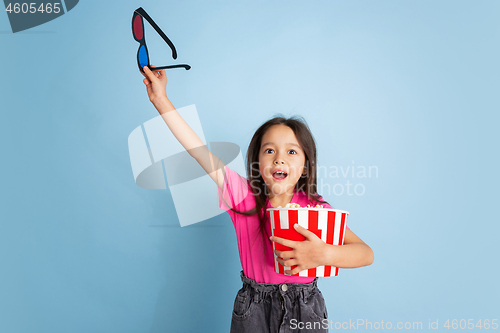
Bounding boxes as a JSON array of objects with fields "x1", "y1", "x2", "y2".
[{"x1": 133, "y1": 14, "x2": 143, "y2": 40}]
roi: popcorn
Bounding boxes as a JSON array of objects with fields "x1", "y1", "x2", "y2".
[
  {"x1": 283, "y1": 203, "x2": 323, "y2": 209},
  {"x1": 285, "y1": 203, "x2": 300, "y2": 208}
]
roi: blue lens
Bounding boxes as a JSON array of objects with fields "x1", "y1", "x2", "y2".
[{"x1": 138, "y1": 45, "x2": 148, "y2": 68}]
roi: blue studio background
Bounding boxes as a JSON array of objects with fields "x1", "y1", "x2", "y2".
[{"x1": 1, "y1": 1, "x2": 499, "y2": 332}]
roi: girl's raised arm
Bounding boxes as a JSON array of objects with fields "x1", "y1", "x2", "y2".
[{"x1": 141, "y1": 65, "x2": 225, "y2": 189}]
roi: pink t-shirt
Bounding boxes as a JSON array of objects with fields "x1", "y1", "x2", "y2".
[{"x1": 218, "y1": 164, "x2": 349, "y2": 284}]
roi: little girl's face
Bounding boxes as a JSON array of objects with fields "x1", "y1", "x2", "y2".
[{"x1": 258, "y1": 124, "x2": 306, "y2": 197}]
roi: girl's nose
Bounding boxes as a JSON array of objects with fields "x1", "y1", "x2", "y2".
[{"x1": 274, "y1": 159, "x2": 284, "y2": 165}]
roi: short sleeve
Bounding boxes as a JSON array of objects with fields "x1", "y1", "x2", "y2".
[{"x1": 218, "y1": 165, "x2": 252, "y2": 212}]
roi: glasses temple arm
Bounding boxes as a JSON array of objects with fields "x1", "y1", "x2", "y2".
[
  {"x1": 135, "y1": 7, "x2": 178, "y2": 59},
  {"x1": 148, "y1": 64, "x2": 191, "y2": 71}
]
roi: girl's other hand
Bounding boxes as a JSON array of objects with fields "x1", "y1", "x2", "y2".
[
  {"x1": 270, "y1": 224, "x2": 330, "y2": 275},
  {"x1": 141, "y1": 65, "x2": 168, "y2": 106}
]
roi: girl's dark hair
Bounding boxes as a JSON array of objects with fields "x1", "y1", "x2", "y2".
[{"x1": 227, "y1": 115, "x2": 327, "y2": 254}]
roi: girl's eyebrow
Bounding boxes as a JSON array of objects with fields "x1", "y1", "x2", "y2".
[{"x1": 261, "y1": 142, "x2": 301, "y2": 149}]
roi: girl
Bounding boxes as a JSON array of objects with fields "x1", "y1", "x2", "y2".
[{"x1": 141, "y1": 65, "x2": 374, "y2": 333}]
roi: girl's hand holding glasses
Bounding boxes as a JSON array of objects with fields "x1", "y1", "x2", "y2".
[{"x1": 141, "y1": 65, "x2": 168, "y2": 107}]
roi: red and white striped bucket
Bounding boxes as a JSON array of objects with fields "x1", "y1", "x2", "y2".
[{"x1": 268, "y1": 208, "x2": 349, "y2": 277}]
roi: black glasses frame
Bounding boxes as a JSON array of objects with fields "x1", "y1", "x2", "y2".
[{"x1": 132, "y1": 7, "x2": 191, "y2": 72}]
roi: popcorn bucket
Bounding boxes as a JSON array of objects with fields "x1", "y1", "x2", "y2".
[{"x1": 268, "y1": 207, "x2": 349, "y2": 277}]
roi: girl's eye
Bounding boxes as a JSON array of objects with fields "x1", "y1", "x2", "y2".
[
  {"x1": 288, "y1": 150, "x2": 297, "y2": 155},
  {"x1": 265, "y1": 148, "x2": 274, "y2": 154}
]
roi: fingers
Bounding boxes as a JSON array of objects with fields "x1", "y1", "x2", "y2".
[
  {"x1": 270, "y1": 236, "x2": 297, "y2": 249},
  {"x1": 149, "y1": 65, "x2": 159, "y2": 77},
  {"x1": 293, "y1": 224, "x2": 315, "y2": 240},
  {"x1": 275, "y1": 250, "x2": 293, "y2": 259},
  {"x1": 142, "y1": 66, "x2": 157, "y2": 82},
  {"x1": 142, "y1": 65, "x2": 166, "y2": 83},
  {"x1": 149, "y1": 65, "x2": 166, "y2": 79},
  {"x1": 286, "y1": 267, "x2": 303, "y2": 276},
  {"x1": 276, "y1": 257, "x2": 298, "y2": 267}
]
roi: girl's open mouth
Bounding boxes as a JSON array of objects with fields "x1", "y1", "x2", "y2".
[{"x1": 272, "y1": 171, "x2": 288, "y2": 181}]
